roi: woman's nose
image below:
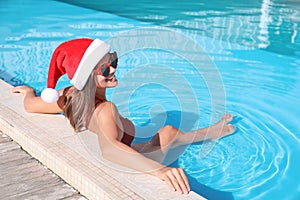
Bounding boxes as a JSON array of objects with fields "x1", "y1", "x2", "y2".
[{"x1": 109, "y1": 66, "x2": 116, "y2": 74}]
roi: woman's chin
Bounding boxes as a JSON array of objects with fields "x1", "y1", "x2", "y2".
[
  {"x1": 97, "y1": 75, "x2": 118, "y2": 88},
  {"x1": 105, "y1": 79, "x2": 118, "y2": 88}
]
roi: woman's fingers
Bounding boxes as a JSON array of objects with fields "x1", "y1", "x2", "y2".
[
  {"x1": 171, "y1": 168, "x2": 190, "y2": 194},
  {"x1": 168, "y1": 169, "x2": 182, "y2": 193},
  {"x1": 178, "y1": 168, "x2": 190, "y2": 192},
  {"x1": 11, "y1": 86, "x2": 21, "y2": 93},
  {"x1": 160, "y1": 167, "x2": 190, "y2": 194},
  {"x1": 11, "y1": 86, "x2": 33, "y2": 94},
  {"x1": 11, "y1": 86, "x2": 25, "y2": 93},
  {"x1": 163, "y1": 176, "x2": 176, "y2": 192}
]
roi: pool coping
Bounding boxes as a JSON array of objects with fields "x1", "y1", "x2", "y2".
[{"x1": 0, "y1": 80, "x2": 205, "y2": 200}]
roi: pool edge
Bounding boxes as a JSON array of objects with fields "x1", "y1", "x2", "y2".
[{"x1": 0, "y1": 80, "x2": 206, "y2": 200}]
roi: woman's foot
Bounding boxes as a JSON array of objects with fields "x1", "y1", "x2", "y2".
[{"x1": 207, "y1": 114, "x2": 236, "y2": 140}]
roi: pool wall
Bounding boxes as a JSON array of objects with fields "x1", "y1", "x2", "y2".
[{"x1": 0, "y1": 79, "x2": 205, "y2": 200}]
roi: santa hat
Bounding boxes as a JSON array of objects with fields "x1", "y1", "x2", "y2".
[{"x1": 41, "y1": 38, "x2": 111, "y2": 103}]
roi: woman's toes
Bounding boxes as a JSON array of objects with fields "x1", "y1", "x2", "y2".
[{"x1": 223, "y1": 114, "x2": 233, "y2": 123}]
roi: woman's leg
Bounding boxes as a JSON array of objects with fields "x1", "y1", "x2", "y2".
[
  {"x1": 177, "y1": 113, "x2": 236, "y2": 144},
  {"x1": 132, "y1": 114, "x2": 236, "y2": 162},
  {"x1": 156, "y1": 114, "x2": 236, "y2": 150}
]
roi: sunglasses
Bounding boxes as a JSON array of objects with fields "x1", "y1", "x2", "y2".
[{"x1": 94, "y1": 52, "x2": 118, "y2": 77}]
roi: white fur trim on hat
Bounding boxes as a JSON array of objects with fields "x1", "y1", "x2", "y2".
[
  {"x1": 70, "y1": 39, "x2": 111, "y2": 90},
  {"x1": 41, "y1": 88, "x2": 59, "y2": 103}
]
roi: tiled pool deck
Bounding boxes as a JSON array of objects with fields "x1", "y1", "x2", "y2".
[{"x1": 0, "y1": 80, "x2": 205, "y2": 200}]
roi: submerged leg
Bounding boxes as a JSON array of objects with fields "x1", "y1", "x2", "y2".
[
  {"x1": 156, "y1": 114, "x2": 236, "y2": 148},
  {"x1": 178, "y1": 113, "x2": 236, "y2": 144},
  {"x1": 132, "y1": 114, "x2": 236, "y2": 162}
]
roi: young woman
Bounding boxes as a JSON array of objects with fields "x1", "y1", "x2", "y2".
[{"x1": 12, "y1": 38, "x2": 236, "y2": 195}]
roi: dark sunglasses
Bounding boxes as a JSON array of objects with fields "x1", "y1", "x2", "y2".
[{"x1": 94, "y1": 52, "x2": 118, "y2": 77}]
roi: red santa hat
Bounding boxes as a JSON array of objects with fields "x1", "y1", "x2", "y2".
[{"x1": 41, "y1": 38, "x2": 111, "y2": 103}]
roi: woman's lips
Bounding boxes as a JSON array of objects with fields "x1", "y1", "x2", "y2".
[{"x1": 105, "y1": 75, "x2": 116, "y2": 82}]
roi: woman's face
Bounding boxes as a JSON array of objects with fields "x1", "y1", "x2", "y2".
[{"x1": 95, "y1": 52, "x2": 118, "y2": 88}]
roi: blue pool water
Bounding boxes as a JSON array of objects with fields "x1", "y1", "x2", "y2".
[{"x1": 1, "y1": 0, "x2": 299, "y2": 199}]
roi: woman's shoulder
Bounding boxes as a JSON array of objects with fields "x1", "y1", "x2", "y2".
[
  {"x1": 94, "y1": 101, "x2": 119, "y2": 117},
  {"x1": 95, "y1": 101, "x2": 116, "y2": 110}
]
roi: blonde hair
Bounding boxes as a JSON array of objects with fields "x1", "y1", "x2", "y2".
[
  {"x1": 64, "y1": 72, "x2": 99, "y2": 132},
  {"x1": 63, "y1": 53, "x2": 112, "y2": 132}
]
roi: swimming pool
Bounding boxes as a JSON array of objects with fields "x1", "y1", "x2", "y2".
[{"x1": 0, "y1": 0, "x2": 299, "y2": 199}]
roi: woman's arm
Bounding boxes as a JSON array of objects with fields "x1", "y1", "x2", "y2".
[
  {"x1": 93, "y1": 101, "x2": 190, "y2": 194},
  {"x1": 12, "y1": 86, "x2": 64, "y2": 114}
]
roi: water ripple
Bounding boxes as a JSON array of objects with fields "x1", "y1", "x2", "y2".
[{"x1": 178, "y1": 97, "x2": 296, "y2": 199}]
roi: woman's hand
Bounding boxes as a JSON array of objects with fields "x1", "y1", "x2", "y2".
[
  {"x1": 156, "y1": 166, "x2": 190, "y2": 194},
  {"x1": 11, "y1": 85, "x2": 35, "y2": 95}
]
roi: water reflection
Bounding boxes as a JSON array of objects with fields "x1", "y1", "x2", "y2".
[{"x1": 59, "y1": 0, "x2": 299, "y2": 56}]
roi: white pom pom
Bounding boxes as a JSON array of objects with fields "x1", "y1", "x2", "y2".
[{"x1": 41, "y1": 88, "x2": 59, "y2": 103}]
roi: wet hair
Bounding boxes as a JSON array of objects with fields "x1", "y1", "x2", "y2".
[{"x1": 64, "y1": 72, "x2": 98, "y2": 132}]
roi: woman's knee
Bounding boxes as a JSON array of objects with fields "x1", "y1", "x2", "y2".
[
  {"x1": 159, "y1": 125, "x2": 181, "y2": 138},
  {"x1": 156, "y1": 125, "x2": 182, "y2": 149},
  {"x1": 161, "y1": 125, "x2": 177, "y2": 133}
]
